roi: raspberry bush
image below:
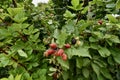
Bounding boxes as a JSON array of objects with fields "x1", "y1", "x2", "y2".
[{"x1": 0, "y1": 0, "x2": 120, "y2": 80}]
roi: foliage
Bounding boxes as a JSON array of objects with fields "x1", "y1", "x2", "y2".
[{"x1": 0, "y1": 0, "x2": 120, "y2": 80}]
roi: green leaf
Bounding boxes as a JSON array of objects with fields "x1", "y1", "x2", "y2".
[
  {"x1": 106, "y1": 3, "x2": 115, "y2": 8},
  {"x1": 0, "y1": 78, "x2": 8, "y2": 80},
  {"x1": 107, "y1": 56, "x2": 115, "y2": 65},
  {"x1": 82, "y1": 68, "x2": 89, "y2": 78},
  {"x1": 17, "y1": 49, "x2": 28, "y2": 58},
  {"x1": 76, "y1": 57, "x2": 83, "y2": 68},
  {"x1": 64, "y1": 20, "x2": 75, "y2": 34},
  {"x1": 116, "y1": 24, "x2": 120, "y2": 28},
  {"x1": 66, "y1": 48, "x2": 73, "y2": 59},
  {"x1": 66, "y1": 47, "x2": 91, "y2": 59},
  {"x1": 71, "y1": 0, "x2": 79, "y2": 8},
  {"x1": 0, "y1": 29, "x2": 11, "y2": 40},
  {"x1": 8, "y1": 23, "x2": 23, "y2": 32},
  {"x1": 93, "y1": 60, "x2": 107, "y2": 67},
  {"x1": 107, "y1": 14, "x2": 118, "y2": 23},
  {"x1": 104, "y1": 34, "x2": 112, "y2": 39},
  {"x1": 53, "y1": 29, "x2": 59, "y2": 39},
  {"x1": 116, "y1": 0, "x2": 120, "y2": 9},
  {"x1": 62, "y1": 71, "x2": 69, "y2": 80},
  {"x1": 7, "y1": 7, "x2": 27, "y2": 23},
  {"x1": 57, "y1": 30, "x2": 68, "y2": 48},
  {"x1": 78, "y1": 47, "x2": 91, "y2": 58},
  {"x1": 28, "y1": 25, "x2": 34, "y2": 34},
  {"x1": 89, "y1": 36, "x2": 99, "y2": 42},
  {"x1": 32, "y1": 29, "x2": 39, "y2": 34},
  {"x1": 30, "y1": 32, "x2": 40, "y2": 42},
  {"x1": 100, "y1": 68, "x2": 112, "y2": 80},
  {"x1": 49, "y1": 67, "x2": 57, "y2": 72},
  {"x1": 81, "y1": 6, "x2": 88, "y2": 14},
  {"x1": 109, "y1": 35, "x2": 120, "y2": 43},
  {"x1": 0, "y1": 54, "x2": 10, "y2": 67},
  {"x1": 83, "y1": 58, "x2": 90, "y2": 67},
  {"x1": 63, "y1": 10, "x2": 76, "y2": 18},
  {"x1": 7, "y1": 8, "x2": 24, "y2": 17},
  {"x1": 93, "y1": 31, "x2": 104, "y2": 39},
  {"x1": 91, "y1": 63, "x2": 100, "y2": 77},
  {"x1": 110, "y1": 48, "x2": 120, "y2": 64},
  {"x1": 78, "y1": 21, "x2": 91, "y2": 32},
  {"x1": 15, "y1": 74, "x2": 22, "y2": 80},
  {"x1": 13, "y1": 13, "x2": 27, "y2": 23},
  {"x1": 32, "y1": 69, "x2": 47, "y2": 80},
  {"x1": 98, "y1": 47, "x2": 111, "y2": 57},
  {"x1": 57, "y1": 57, "x2": 69, "y2": 70},
  {"x1": 97, "y1": 74, "x2": 105, "y2": 80},
  {"x1": 8, "y1": 74, "x2": 14, "y2": 80},
  {"x1": 90, "y1": 43, "x2": 99, "y2": 49},
  {"x1": 11, "y1": 40, "x2": 25, "y2": 51}
]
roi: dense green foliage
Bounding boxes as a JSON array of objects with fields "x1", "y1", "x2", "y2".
[{"x1": 0, "y1": 0, "x2": 120, "y2": 80}]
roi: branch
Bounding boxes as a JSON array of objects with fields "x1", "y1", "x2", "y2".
[
  {"x1": 12, "y1": 0, "x2": 17, "y2": 8},
  {"x1": 76, "y1": 11, "x2": 82, "y2": 25},
  {"x1": 0, "y1": 48, "x2": 27, "y2": 70},
  {"x1": 17, "y1": 31, "x2": 28, "y2": 41},
  {"x1": 0, "y1": 17, "x2": 12, "y2": 26},
  {"x1": 0, "y1": 17, "x2": 4, "y2": 22}
]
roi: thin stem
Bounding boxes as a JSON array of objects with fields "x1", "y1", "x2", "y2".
[{"x1": 12, "y1": 0, "x2": 17, "y2": 7}]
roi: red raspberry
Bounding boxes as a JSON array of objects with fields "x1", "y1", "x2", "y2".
[
  {"x1": 47, "y1": 49, "x2": 55, "y2": 55},
  {"x1": 49, "y1": 43, "x2": 57, "y2": 49},
  {"x1": 57, "y1": 49, "x2": 64, "y2": 56},
  {"x1": 55, "y1": 49, "x2": 64, "y2": 56},
  {"x1": 64, "y1": 44, "x2": 71, "y2": 48},
  {"x1": 61, "y1": 53, "x2": 67, "y2": 61}
]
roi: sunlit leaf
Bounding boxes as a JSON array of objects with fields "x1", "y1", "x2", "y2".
[
  {"x1": 107, "y1": 14, "x2": 118, "y2": 23},
  {"x1": 116, "y1": 0, "x2": 120, "y2": 9},
  {"x1": 64, "y1": 10, "x2": 76, "y2": 18},
  {"x1": 71, "y1": 0, "x2": 79, "y2": 8},
  {"x1": 15, "y1": 74, "x2": 22, "y2": 80},
  {"x1": 17, "y1": 49, "x2": 27, "y2": 58}
]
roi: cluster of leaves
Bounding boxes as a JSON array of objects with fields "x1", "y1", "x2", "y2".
[
  {"x1": 0, "y1": 0, "x2": 50, "y2": 80},
  {"x1": 0, "y1": 0, "x2": 120, "y2": 80}
]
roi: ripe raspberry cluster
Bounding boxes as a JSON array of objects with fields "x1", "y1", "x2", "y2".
[{"x1": 44, "y1": 43, "x2": 71, "y2": 61}]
